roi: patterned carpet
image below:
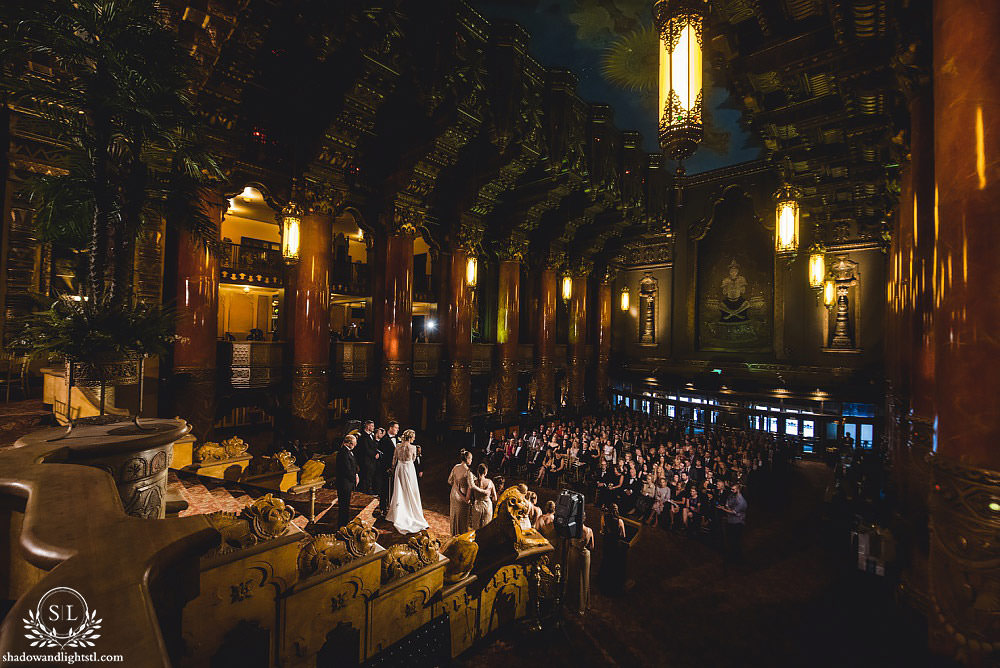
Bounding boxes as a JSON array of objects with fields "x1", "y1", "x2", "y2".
[{"x1": 0, "y1": 400, "x2": 53, "y2": 449}]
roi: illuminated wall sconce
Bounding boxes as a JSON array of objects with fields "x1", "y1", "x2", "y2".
[
  {"x1": 465, "y1": 256, "x2": 478, "y2": 288},
  {"x1": 774, "y1": 182, "x2": 801, "y2": 255},
  {"x1": 281, "y1": 198, "x2": 302, "y2": 262},
  {"x1": 823, "y1": 279, "x2": 836, "y2": 308},
  {"x1": 808, "y1": 249, "x2": 826, "y2": 289},
  {"x1": 620, "y1": 286, "x2": 630, "y2": 312},
  {"x1": 561, "y1": 275, "x2": 573, "y2": 301}
]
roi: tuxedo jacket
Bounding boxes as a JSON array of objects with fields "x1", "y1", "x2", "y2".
[
  {"x1": 357, "y1": 431, "x2": 378, "y2": 466},
  {"x1": 377, "y1": 434, "x2": 397, "y2": 472},
  {"x1": 335, "y1": 446, "x2": 358, "y2": 490}
]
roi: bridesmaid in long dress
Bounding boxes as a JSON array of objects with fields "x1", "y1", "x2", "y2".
[
  {"x1": 468, "y1": 464, "x2": 497, "y2": 530},
  {"x1": 447, "y1": 449, "x2": 473, "y2": 535},
  {"x1": 565, "y1": 520, "x2": 594, "y2": 614}
]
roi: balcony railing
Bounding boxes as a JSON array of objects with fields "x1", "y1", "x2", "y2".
[
  {"x1": 332, "y1": 341, "x2": 374, "y2": 380},
  {"x1": 413, "y1": 343, "x2": 441, "y2": 377},
  {"x1": 220, "y1": 242, "x2": 284, "y2": 287},
  {"x1": 219, "y1": 341, "x2": 284, "y2": 388},
  {"x1": 330, "y1": 259, "x2": 370, "y2": 296},
  {"x1": 470, "y1": 344, "x2": 493, "y2": 374}
]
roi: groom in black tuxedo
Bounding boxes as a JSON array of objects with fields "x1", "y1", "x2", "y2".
[
  {"x1": 375, "y1": 421, "x2": 399, "y2": 517},
  {"x1": 335, "y1": 434, "x2": 359, "y2": 528},
  {"x1": 356, "y1": 420, "x2": 378, "y2": 493}
]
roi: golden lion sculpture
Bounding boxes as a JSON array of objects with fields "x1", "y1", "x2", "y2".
[
  {"x1": 442, "y1": 485, "x2": 550, "y2": 583},
  {"x1": 381, "y1": 530, "x2": 441, "y2": 583},
  {"x1": 195, "y1": 435, "x2": 249, "y2": 463},
  {"x1": 298, "y1": 517, "x2": 379, "y2": 577}
]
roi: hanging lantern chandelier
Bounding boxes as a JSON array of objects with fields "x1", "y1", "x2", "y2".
[
  {"x1": 654, "y1": 0, "x2": 709, "y2": 161},
  {"x1": 620, "y1": 286, "x2": 630, "y2": 312},
  {"x1": 774, "y1": 181, "x2": 801, "y2": 255},
  {"x1": 561, "y1": 274, "x2": 573, "y2": 302}
]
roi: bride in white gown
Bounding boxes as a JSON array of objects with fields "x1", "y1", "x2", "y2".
[{"x1": 385, "y1": 429, "x2": 430, "y2": 534}]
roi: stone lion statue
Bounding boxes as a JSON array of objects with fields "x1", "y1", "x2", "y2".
[
  {"x1": 298, "y1": 517, "x2": 378, "y2": 577},
  {"x1": 381, "y1": 530, "x2": 441, "y2": 583},
  {"x1": 195, "y1": 435, "x2": 249, "y2": 463},
  {"x1": 442, "y1": 485, "x2": 550, "y2": 584}
]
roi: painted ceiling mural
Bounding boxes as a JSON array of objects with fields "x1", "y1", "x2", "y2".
[{"x1": 471, "y1": 0, "x2": 761, "y2": 173}]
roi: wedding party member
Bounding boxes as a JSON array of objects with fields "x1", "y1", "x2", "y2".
[
  {"x1": 535, "y1": 500, "x2": 557, "y2": 542},
  {"x1": 565, "y1": 518, "x2": 594, "y2": 615},
  {"x1": 334, "y1": 435, "x2": 359, "y2": 528},
  {"x1": 375, "y1": 422, "x2": 399, "y2": 517},
  {"x1": 598, "y1": 504, "x2": 627, "y2": 595},
  {"x1": 357, "y1": 420, "x2": 378, "y2": 493},
  {"x1": 385, "y1": 429, "x2": 429, "y2": 534},
  {"x1": 447, "y1": 449, "x2": 474, "y2": 535},
  {"x1": 468, "y1": 464, "x2": 498, "y2": 530}
]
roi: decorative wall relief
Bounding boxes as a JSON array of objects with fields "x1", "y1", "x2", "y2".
[
  {"x1": 694, "y1": 185, "x2": 773, "y2": 351},
  {"x1": 638, "y1": 275, "x2": 657, "y2": 344}
]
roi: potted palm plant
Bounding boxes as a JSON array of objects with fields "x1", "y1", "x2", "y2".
[{"x1": 2, "y1": 0, "x2": 222, "y2": 429}]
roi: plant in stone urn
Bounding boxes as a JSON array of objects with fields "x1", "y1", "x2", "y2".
[{"x1": 1, "y1": 0, "x2": 222, "y2": 429}]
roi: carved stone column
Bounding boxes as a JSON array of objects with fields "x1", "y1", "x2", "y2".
[
  {"x1": 445, "y1": 248, "x2": 473, "y2": 430},
  {"x1": 291, "y1": 205, "x2": 332, "y2": 448},
  {"x1": 595, "y1": 277, "x2": 612, "y2": 406},
  {"x1": 929, "y1": 0, "x2": 1000, "y2": 657},
  {"x1": 173, "y1": 191, "x2": 223, "y2": 443},
  {"x1": 496, "y1": 253, "x2": 521, "y2": 418},
  {"x1": 534, "y1": 267, "x2": 557, "y2": 413},
  {"x1": 567, "y1": 273, "x2": 588, "y2": 408},
  {"x1": 378, "y1": 216, "x2": 416, "y2": 426}
]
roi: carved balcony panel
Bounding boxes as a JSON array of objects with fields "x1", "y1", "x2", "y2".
[
  {"x1": 331, "y1": 342, "x2": 373, "y2": 381},
  {"x1": 220, "y1": 341, "x2": 285, "y2": 388},
  {"x1": 470, "y1": 344, "x2": 494, "y2": 375},
  {"x1": 413, "y1": 343, "x2": 442, "y2": 377}
]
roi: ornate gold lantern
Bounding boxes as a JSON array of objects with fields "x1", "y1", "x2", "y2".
[
  {"x1": 561, "y1": 275, "x2": 573, "y2": 302},
  {"x1": 654, "y1": 0, "x2": 708, "y2": 161},
  {"x1": 620, "y1": 286, "x2": 630, "y2": 311},
  {"x1": 465, "y1": 256, "x2": 478, "y2": 288},
  {"x1": 774, "y1": 182, "x2": 801, "y2": 254},
  {"x1": 281, "y1": 198, "x2": 302, "y2": 262}
]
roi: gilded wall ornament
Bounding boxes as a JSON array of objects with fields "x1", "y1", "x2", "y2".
[{"x1": 381, "y1": 530, "x2": 441, "y2": 583}]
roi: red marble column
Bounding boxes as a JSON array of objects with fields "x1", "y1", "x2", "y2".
[
  {"x1": 445, "y1": 249, "x2": 472, "y2": 430},
  {"x1": 379, "y1": 231, "x2": 414, "y2": 425},
  {"x1": 173, "y1": 192, "x2": 222, "y2": 443},
  {"x1": 497, "y1": 258, "x2": 521, "y2": 417},
  {"x1": 595, "y1": 279, "x2": 612, "y2": 406},
  {"x1": 929, "y1": 0, "x2": 1000, "y2": 655},
  {"x1": 291, "y1": 209, "x2": 332, "y2": 447},
  {"x1": 534, "y1": 268, "x2": 557, "y2": 413},
  {"x1": 568, "y1": 274, "x2": 588, "y2": 408}
]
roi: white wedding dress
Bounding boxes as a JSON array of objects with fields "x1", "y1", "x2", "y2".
[{"x1": 386, "y1": 442, "x2": 429, "y2": 534}]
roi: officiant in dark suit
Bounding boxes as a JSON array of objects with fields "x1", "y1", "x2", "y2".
[
  {"x1": 375, "y1": 421, "x2": 399, "y2": 517},
  {"x1": 356, "y1": 420, "x2": 378, "y2": 493},
  {"x1": 335, "y1": 434, "x2": 359, "y2": 528}
]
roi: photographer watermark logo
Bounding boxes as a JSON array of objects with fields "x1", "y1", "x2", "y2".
[{"x1": 22, "y1": 587, "x2": 102, "y2": 649}]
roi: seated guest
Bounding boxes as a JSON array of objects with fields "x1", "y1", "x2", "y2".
[
  {"x1": 682, "y1": 486, "x2": 702, "y2": 532},
  {"x1": 595, "y1": 459, "x2": 615, "y2": 508},
  {"x1": 633, "y1": 473, "x2": 656, "y2": 519},
  {"x1": 650, "y1": 477, "x2": 672, "y2": 527},
  {"x1": 617, "y1": 463, "x2": 639, "y2": 514}
]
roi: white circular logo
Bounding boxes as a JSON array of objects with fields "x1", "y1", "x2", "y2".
[{"x1": 23, "y1": 586, "x2": 102, "y2": 649}]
